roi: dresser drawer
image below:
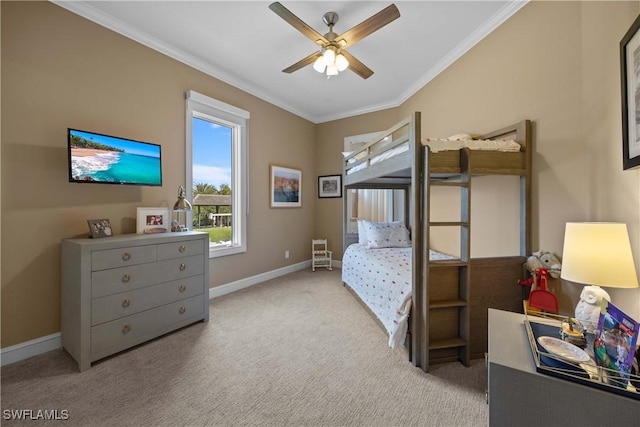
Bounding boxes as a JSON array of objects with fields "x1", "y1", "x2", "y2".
[
  {"x1": 92, "y1": 245, "x2": 157, "y2": 271},
  {"x1": 91, "y1": 294, "x2": 205, "y2": 356},
  {"x1": 157, "y1": 240, "x2": 204, "y2": 260},
  {"x1": 91, "y1": 254, "x2": 205, "y2": 298},
  {"x1": 91, "y1": 275, "x2": 204, "y2": 326}
]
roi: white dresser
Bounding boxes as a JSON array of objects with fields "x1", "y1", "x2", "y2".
[{"x1": 61, "y1": 231, "x2": 210, "y2": 371}]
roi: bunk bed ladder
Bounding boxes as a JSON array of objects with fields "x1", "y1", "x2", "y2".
[{"x1": 423, "y1": 147, "x2": 472, "y2": 370}]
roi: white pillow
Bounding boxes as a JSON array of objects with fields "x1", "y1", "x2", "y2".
[
  {"x1": 363, "y1": 220, "x2": 410, "y2": 249},
  {"x1": 357, "y1": 220, "x2": 368, "y2": 245}
]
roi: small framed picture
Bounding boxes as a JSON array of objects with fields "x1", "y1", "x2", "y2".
[
  {"x1": 87, "y1": 219, "x2": 113, "y2": 239},
  {"x1": 318, "y1": 174, "x2": 342, "y2": 198},
  {"x1": 136, "y1": 207, "x2": 170, "y2": 234},
  {"x1": 270, "y1": 164, "x2": 302, "y2": 208},
  {"x1": 622, "y1": 14, "x2": 640, "y2": 170}
]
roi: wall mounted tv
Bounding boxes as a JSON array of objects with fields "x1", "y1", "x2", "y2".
[{"x1": 68, "y1": 129, "x2": 162, "y2": 186}]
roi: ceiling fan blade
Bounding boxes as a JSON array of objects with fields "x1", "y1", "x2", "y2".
[
  {"x1": 269, "y1": 2, "x2": 329, "y2": 46},
  {"x1": 282, "y1": 52, "x2": 322, "y2": 73},
  {"x1": 340, "y1": 50, "x2": 373, "y2": 79},
  {"x1": 336, "y1": 4, "x2": 400, "y2": 48}
]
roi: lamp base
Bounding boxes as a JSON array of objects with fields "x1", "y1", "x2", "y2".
[{"x1": 574, "y1": 285, "x2": 611, "y2": 333}]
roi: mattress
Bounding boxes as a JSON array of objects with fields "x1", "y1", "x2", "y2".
[{"x1": 341, "y1": 243, "x2": 455, "y2": 348}]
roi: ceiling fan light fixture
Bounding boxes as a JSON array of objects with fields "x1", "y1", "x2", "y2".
[
  {"x1": 313, "y1": 56, "x2": 326, "y2": 73},
  {"x1": 335, "y1": 53, "x2": 349, "y2": 72},
  {"x1": 322, "y1": 47, "x2": 336, "y2": 66},
  {"x1": 270, "y1": 2, "x2": 400, "y2": 80}
]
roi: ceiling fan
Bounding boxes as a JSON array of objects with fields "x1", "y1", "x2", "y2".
[{"x1": 269, "y1": 2, "x2": 400, "y2": 79}]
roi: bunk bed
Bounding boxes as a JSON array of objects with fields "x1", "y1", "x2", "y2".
[{"x1": 342, "y1": 112, "x2": 531, "y2": 372}]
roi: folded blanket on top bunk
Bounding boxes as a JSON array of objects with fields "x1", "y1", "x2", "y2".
[
  {"x1": 342, "y1": 241, "x2": 455, "y2": 349},
  {"x1": 343, "y1": 134, "x2": 520, "y2": 174},
  {"x1": 421, "y1": 135, "x2": 521, "y2": 153}
]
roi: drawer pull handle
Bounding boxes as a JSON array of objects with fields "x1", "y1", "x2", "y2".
[
  {"x1": 122, "y1": 299, "x2": 131, "y2": 308},
  {"x1": 179, "y1": 263, "x2": 186, "y2": 271},
  {"x1": 122, "y1": 252, "x2": 131, "y2": 261},
  {"x1": 122, "y1": 324, "x2": 132, "y2": 334},
  {"x1": 179, "y1": 284, "x2": 186, "y2": 293},
  {"x1": 179, "y1": 306, "x2": 186, "y2": 315},
  {"x1": 122, "y1": 274, "x2": 131, "y2": 283},
  {"x1": 179, "y1": 245, "x2": 186, "y2": 253}
]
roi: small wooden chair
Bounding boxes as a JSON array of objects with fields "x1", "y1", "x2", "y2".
[{"x1": 312, "y1": 239, "x2": 332, "y2": 271}]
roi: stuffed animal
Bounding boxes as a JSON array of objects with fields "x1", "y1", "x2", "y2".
[{"x1": 524, "y1": 251, "x2": 562, "y2": 278}]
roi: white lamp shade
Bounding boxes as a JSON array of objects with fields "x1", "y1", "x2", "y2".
[
  {"x1": 561, "y1": 222, "x2": 639, "y2": 289},
  {"x1": 335, "y1": 53, "x2": 349, "y2": 71},
  {"x1": 322, "y1": 47, "x2": 336, "y2": 66},
  {"x1": 326, "y1": 64, "x2": 339, "y2": 76},
  {"x1": 313, "y1": 56, "x2": 326, "y2": 73}
]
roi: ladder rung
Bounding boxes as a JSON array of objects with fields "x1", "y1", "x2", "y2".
[
  {"x1": 429, "y1": 259, "x2": 467, "y2": 267},
  {"x1": 429, "y1": 299, "x2": 467, "y2": 309},
  {"x1": 430, "y1": 181, "x2": 468, "y2": 187},
  {"x1": 428, "y1": 221, "x2": 469, "y2": 227},
  {"x1": 429, "y1": 338, "x2": 467, "y2": 350}
]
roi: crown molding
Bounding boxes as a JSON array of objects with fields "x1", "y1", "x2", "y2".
[
  {"x1": 50, "y1": 0, "x2": 528, "y2": 124},
  {"x1": 396, "y1": 0, "x2": 529, "y2": 107},
  {"x1": 50, "y1": 0, "x2": 317, "y2": 122}
]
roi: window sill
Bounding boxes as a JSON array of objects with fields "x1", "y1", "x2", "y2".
[{"x1": 208, "y1": 244, "x2": 245, "y2": 258}]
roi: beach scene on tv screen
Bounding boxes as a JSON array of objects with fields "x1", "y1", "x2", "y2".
[{"x1": 70, "y1": 130, "x2": 161, "y2": 185}]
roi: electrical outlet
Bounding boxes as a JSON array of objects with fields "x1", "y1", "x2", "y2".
[{"x1": 285, "y1": 250, "x2": 290, "y2": 259}]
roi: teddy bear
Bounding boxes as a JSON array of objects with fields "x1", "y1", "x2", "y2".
[{"x1": 524, "y1": 250, "x2": 562, "y2": 278}]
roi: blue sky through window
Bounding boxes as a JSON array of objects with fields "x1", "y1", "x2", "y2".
[{"x1": 192, "y1": 117, "x2": 232, "y2": 189}]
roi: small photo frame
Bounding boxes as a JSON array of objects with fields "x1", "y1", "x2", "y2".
[
  {"x1": 136, "y1": 207, "x2": 170, "y2": 234},
  {"x1": 270, "y1": 165, "x2": 302, "y2": 208},
  {"x1": 318, "y1": 174, "x2": 342, "y2": 198},
  {"x1": 621, "y1": 14, "x2": 640, "y2": 170},
  {"x1": 87, "y1": 219, "x2": 113, "y2": 239}
]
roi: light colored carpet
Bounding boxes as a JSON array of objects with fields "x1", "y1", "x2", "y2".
[{"x1": 1, "y1": 269, "x2": 488, "y2": 426}]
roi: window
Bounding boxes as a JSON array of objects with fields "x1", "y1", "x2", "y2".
[
  {"x1": 344, "y1": 132, "x2": 404, "y2": 233},
  {"x1": 186, "y1": 90, "x2": 249, "y2": 257}
]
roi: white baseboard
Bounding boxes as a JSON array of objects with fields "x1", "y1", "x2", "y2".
[
  {"x1": 1, "y1": 332, "x2": 62, "y2": 367},
  {"x1": 209, "y1": 260, "x2": 312, "y2": 298},
  {"x1": 2, "y1": 259, "x2": 339, "y2": 366}
]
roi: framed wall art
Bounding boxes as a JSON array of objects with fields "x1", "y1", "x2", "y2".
[
  {"x1": 87, "y1": 219, "x2": 113, "y2": 239},
  {"x1": 621, "y1": 14, "x2": 640, "y2": 170},
  {"x1": 270, "y1": 165, "x2": 301, "y2": 208},
  {"x1": 136, "y1": 207, "x2": 170, "y2": 234},
  {"x1": 318, "y1": 174, "x2": 342, "y2": 198}
]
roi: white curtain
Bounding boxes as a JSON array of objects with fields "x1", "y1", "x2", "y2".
[{"x1": 357, "y1": 189, "x2": 390, "y2": 222}]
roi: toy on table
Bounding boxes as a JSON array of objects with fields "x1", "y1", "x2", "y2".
[{"x1": 519, "y1": 251, "x2": 561, "y2": 314}]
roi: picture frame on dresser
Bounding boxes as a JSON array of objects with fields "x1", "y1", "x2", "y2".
[
  {"x1": 87, "y1": 219, "x2": 113, "y2": 238},
  {"x1": 136, "y1": 207, "x2": 170, "y2": 234},
  {"x1": 621, "y1": 14, "x2": 640, "y2": 170}
]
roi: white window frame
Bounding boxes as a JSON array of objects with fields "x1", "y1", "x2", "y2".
[
  {"x1": 344, "y1": 132, "x2": 397, "y2": 233},
  {"x1": 186, "y1": 90, "x2": 249, "y2": 258}
]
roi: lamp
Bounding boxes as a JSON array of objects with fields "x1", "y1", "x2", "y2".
[
  {"x1": 172, "y1": 185, "x2": 192, "y2": 232},
  {"x1": 561, "y1": 222, "x2": 639, "y2": 332},
  {"x1": 312, "y1": 47, "x2": 349, "y2": 78}
]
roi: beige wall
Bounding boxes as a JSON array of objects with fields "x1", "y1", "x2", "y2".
[
  {"x1": 316, "y1": 1, "x2": 640, "y2": 319},
  {"x1": 3, "y1": 1, "x2": 640, "y2": 350},
  {"x1": 1, "y1": 2, "x2": 316, "y2": 347}
]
